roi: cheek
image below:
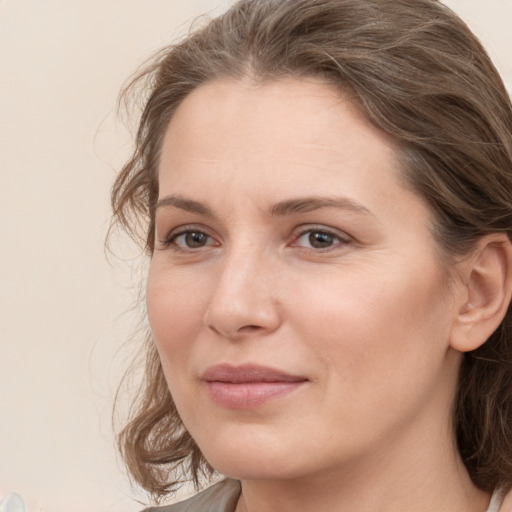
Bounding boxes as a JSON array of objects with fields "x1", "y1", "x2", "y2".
[
  {"x1": 291, "y1": 262, "x2": 453, "y2": 394},
  {"x1": 146, "y1": 264, "x2": 209, "y2": 370}
]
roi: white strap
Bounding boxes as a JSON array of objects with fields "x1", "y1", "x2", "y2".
[{"x1": 487, "y1": 489, "x2": 504, "y2": 512}]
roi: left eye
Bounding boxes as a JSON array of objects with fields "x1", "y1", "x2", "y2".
[
  {"x1": 170, "y1": 230, "x2": 215, "y2": 248},
  {"x1": 293, "y1": 229, "x2": 346, "y2": 249}
]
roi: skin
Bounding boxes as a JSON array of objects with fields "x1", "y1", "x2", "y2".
[{"x1": 147, "y1": 77, "x2": 491, "y2": 511}]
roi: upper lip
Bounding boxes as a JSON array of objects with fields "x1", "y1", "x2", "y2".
[{"x1": 201, "y1": 364, "x2": 308, "y2": 383}]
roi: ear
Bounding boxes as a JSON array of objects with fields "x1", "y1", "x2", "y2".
[{"x1": 450, "y1": 233, "x2": 512, "y2": 353}]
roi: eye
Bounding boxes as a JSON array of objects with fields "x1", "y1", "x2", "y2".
[
  {"x1": 164, "y1": 229, "x2": 217, "y2": 249},
  {"x1": 291, "y1": 228, "x2": 349, "y2": 250}
]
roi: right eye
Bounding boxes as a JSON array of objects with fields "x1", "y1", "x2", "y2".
[{"x1": 164, "y1": 229, "x2": 217, "y2": 249}]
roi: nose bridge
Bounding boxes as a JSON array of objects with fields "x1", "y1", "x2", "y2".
[{"x1": 204, "y1": 237, "x2": 280, "y2": 338}]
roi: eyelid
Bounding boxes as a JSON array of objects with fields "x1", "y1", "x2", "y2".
[
  {"x1": 289, "y1": 225, "x2": 352, "y2": 249},
  {"x1": 158, "y1": 224, "x2": 219, "y2": 249}
]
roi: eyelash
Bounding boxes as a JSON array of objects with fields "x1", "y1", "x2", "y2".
[
  {"x1": 291, "y1": 226, "x2": 351, "y2": 251},
  {"x1": 161, "y1": 225, "x2": 217, "y2": 250},
  {"x1": 159, "y1": 225, "x2": 352, "y2": 252}
]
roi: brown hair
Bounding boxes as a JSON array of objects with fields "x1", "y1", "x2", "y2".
[{"x1": 111, "y1": 0, "x2": 512, "y2": 500}]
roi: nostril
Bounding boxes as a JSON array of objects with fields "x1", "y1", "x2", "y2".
[
  {"x1": 207, "y1": 323, "x2": 264, "y2": 339},
  {"x1": 238, "y1": 325, "x2": 262, "y2": 333}
]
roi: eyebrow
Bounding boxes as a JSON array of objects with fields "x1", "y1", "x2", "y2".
[
  {"x1": 155, "y1": 194, "x2": 373, "y2": 218},
  {"x1": 269, "y1": 196, "x2": 373, "y2": 217},
  {"x1": 155, "y1": 195, "x2": 216, "y2": 218}
]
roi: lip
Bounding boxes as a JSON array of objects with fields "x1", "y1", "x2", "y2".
[{"x1": 201, "y1": 364, "x2": 308, "y2": 409}]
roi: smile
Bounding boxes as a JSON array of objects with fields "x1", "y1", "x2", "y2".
[{"x1": 201, "y1": 364, "x2": 309, "y2": 409}]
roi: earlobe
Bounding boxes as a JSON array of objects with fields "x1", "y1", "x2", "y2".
[{"x1": 450, "y1": 234, "x2": 512, "y2": 353}]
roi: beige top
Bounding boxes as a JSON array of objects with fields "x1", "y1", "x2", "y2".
[
  {"x1": 143, "y1": 479, "x2": 505, "y2": 512},
  {"x1": 142, "y1": 479, "x2": 241, "y2": 512}
]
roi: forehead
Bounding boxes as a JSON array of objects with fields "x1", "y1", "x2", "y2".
[
  {"x1": 163, "y1": 77, "x2": 391, "y2": 143},
  {"x1": 158, "y1": 77, "x2": 403, "y2": 195}
]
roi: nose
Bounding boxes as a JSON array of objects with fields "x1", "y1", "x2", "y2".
[{"x1": 203, "y1": 245, "x2": 282, "y2": 340}]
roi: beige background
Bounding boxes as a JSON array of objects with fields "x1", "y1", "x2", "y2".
[{"x1": 0, "y1": 1, "x2": 511, "y2": 511}]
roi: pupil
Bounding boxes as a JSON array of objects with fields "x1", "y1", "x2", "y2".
[
  {"x1": 309, "y1": 232, "x2": 333, "y2": 248},
  {"x1": 186, "y1": 232, "x2": 207, "y2": 247}
]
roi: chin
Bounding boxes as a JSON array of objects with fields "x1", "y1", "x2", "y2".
[
  {"x1": 196, "y1": 430, "x2": 322, "y2": 482},
  {"x1": 209, "y1": 456, "x2": 300, "y2": 482}
]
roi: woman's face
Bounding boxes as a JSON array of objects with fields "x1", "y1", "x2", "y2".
[{"x1": 147, "y1": 78, "x2": 464, "y2": 481}]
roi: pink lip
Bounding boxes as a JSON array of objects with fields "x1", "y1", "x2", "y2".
[{"x1": 201, "y1": 364, "x2": 308, "y2": 409}]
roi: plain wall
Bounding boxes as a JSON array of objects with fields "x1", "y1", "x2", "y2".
[{"x1": 0, "y1": 1, "x2": 511, "y2": 511}]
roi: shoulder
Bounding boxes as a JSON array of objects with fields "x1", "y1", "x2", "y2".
[{"x1": 142, "y1": 479, "x2": 241, "y2": 512}]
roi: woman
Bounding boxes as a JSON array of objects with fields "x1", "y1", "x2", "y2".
[{"x1": 111, "y1": 0, "x2": 512, "y2": 510}]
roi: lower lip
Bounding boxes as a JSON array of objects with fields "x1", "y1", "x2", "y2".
[{"x1": 205, "y1": 381, "x2": 306, "y2": 409}]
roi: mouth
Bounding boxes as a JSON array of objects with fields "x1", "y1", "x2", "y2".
[{"x1": 201, "y1": 364, "x2": 309, "y2": 409}]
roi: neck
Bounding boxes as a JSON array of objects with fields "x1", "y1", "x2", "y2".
[{"x1": 237, "y1": 453, "x2": 489, "y2": 512}]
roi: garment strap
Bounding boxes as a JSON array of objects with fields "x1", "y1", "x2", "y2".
[{"x1": 486, "y1": 488, "x2": 504, "y2": 512}]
